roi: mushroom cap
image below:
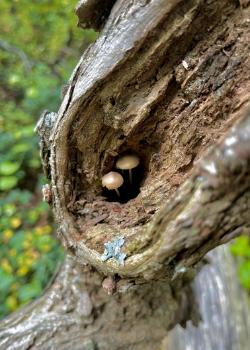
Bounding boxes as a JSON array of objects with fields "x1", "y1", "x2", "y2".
[
  {"x1": 116, "y1": 154, "x2": 140, "y2": 170},
  {"x1": 102, "y1": 171, "x2": 124, "y2": 190}
]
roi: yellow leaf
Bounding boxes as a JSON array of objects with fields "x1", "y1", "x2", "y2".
[
  {"x1": 16, "y1": 266, "x2": 29, "y2": 276},
  {"x1": 6, "y1": 296, "x2": 18, "y2": 311},
  {"x1": 35, "y1": 226, "x2": 44, "y2": 235},
  {"x1": 10, "y1": 217, "x2": 21, "y2": 229},
  {"x1": 41, "y1": 244, "x2": 50, "y2": 253},
  {"x1": 24, "y1": 257, "x2": 33, "y2": 267},
  {"x1": 26, "y1": 249, "x2": 39, "y2": 260},
  {"x1": 23, "y1": 241, "x2": 31, "y2": 249},
  {"x1": 1, "y1": 259, "x2": 12, "y2": 273},
  {"x1": 2, "y1": 229, "x2": 14, "y2": 241},
  {"x1": 43, "y1": 225, "x2": 52, "y2": 234}
]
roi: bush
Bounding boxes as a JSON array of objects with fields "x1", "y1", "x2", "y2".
[
  {"x1": 231, "y1": 236, "x2": 250, "y2": 290},
  {"x1": 0, "y1": 0, "x2": 97, "y2": 318},
  {"x1": 0, "y1": 190, "x2": 64, "y2": 316}
]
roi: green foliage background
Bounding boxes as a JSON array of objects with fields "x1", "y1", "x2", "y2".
[
  {"x1": 0, "y1": 0, "x2": 97, "y2": 318},
  {"x1": 0, "y1": 0, "x2": 249, "y2": 321}
]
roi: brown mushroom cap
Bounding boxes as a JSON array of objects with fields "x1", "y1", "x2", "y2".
[
  {"x1": 102, "y1": 171, "x2": 124, "y2": 190},
  {"x1": 116, "y1": 154, "x2": 140, "y2": 170}
]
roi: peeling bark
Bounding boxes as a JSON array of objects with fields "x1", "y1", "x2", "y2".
[{"x1": 1, "y1": 0, "x2": 250, "y2": 348}]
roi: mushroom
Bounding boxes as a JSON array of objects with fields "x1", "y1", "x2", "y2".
[
  {"x1": 116, "y1": 154, "x2": 140, "y2": 183},
  {"x1": 102, "y1": 171, "x2": 124, "y2": 196}
]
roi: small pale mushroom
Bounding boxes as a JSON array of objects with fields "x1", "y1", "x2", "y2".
[
  {"x1": 116, "y1": 154, "x2": 140, "y2": 183},
  {"x1": 102, "y1": 276, "x2": 116, "y2": 295},
  {"x1": 102, "y1": 171, "x2": 124, "y2": 196}
]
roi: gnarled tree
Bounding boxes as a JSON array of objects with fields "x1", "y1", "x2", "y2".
[{"x1": 0, "y1": 0, "x2": 250, "y2": 349}]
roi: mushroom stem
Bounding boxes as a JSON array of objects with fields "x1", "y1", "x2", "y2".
[
  {"x1": 115, "y1": 188, "x2": 120, "y2": 196},
  {"x1": 116, "y1": 154, "x2": 140, "y2": 185},
  {"x1": 129, "y1": 169, "x2": 132, "y2": 184}
]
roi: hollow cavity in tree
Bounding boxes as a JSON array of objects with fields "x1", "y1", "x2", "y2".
[{"x1": 101, "y1": 152, "x2": 144, "y2": 203}]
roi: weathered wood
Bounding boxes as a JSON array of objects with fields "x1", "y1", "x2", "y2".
[
  {"x1": 169, "y1": 245, "x2": 250, "y2": 350},
  {"x1": 1, "y1": 247, "x2": 249, "y2": 350},
  {"x1": 0, "y1": 254, "x2": 198, "y2": 350},
  {"x1": 48, "y1": 0, "x2": 249, "y2": 283}
]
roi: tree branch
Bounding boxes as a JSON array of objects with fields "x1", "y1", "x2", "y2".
[
  {"x1": 0, "y1": 39, "x2": 33, "y2": 72},
  {"x1": 41, "y1": 0, "x2": 250, "y2": 283}
]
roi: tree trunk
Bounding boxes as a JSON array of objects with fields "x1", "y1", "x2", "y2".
[
  {"x1": 1, "y1": 245, "x2": 250, "y2": 350},
  {"x1": 0, "y1": 253, "x2": 195, "y2": 349},
  {"x1": 1, "y1": 0, "x2": 250, "y2": 349}
]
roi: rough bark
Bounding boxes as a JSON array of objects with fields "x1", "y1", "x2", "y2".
[
  {"x1": 1, "y1": 246, "x2": 249, "y2": 350},
  {"x1": 48, "y1": 0, "x2": 250, "y2": 282},
  {"x1": 0, "y1": 254, "x2": 196, "y2": 350},
  {"x1": 1, "y1": 0, "x2": 250, "y2": 349}
]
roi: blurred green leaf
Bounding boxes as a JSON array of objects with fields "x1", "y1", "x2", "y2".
[
  {"x1": 9, "y1": 232, "x2": 25, "y2": 250},
  {"x1": 0, "y1": 161, "x2": 21, "y2": 175},
  {"x1": 238, "y1": 261, "x2": 250, "y2": 289},
  {"x1": 0, "y1": 176, "x2": 18, "y2": 190},
  {"x1": 11, "y1": 143, "x2": 31, "y2": 154},
  {"x1": 0, "y1": 268, "x2": 14, "y2": 291},
  {"x1": 231, "y1": 236, "x2": 250, "y2": 258},
  {"x1": 18, "y1": 280, "x2": 42, "y2": 302}
]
